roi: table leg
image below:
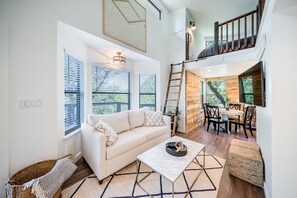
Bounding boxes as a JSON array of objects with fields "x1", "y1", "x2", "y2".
[
  {"x1": 135, "y1": 160, "x2": 141, "y2": 183},
  {"x1": 172, "y1": 182, "x2": 174, "y2": 198}
]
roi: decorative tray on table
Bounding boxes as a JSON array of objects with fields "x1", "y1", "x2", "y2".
[{"x1": 165, "y1": 141, "x2": 187, "y2": 157}]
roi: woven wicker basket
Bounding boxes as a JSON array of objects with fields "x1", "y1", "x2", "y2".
[{"x1": 6, "y1": 154, "x2": 72, "y2": 198}]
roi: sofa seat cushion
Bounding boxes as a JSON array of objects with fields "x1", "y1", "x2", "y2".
[
  {"x1": 131, "y1": 126, "x2": 170, "y2": 140},
  {"x1": 106, "y1": 131, "x2": 147, "y2": 160},
  {"x1": 87, "y1": 111, "x2": 130, "y2": 134}
]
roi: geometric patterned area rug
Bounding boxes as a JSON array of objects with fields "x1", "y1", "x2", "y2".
[{"x1": 62, "y1": 154, "x2": 225, "y2": 198}]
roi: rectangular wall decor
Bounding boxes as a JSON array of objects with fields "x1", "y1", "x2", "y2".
[{"x1": 103, "y1": 0, "x2": 146, "y2": 52}]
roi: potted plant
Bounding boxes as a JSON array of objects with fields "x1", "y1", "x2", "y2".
[{"x1": 225, "y1": 96, "x2": 231, "y2": 110}]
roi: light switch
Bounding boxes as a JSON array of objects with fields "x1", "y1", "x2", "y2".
[{"x1": 36, "y1": 99, "x2": 41, "y2": 107}]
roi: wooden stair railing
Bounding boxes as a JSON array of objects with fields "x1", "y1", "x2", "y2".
[
  {"x1": 163, "y1": 63, "x2": 185, "y2": 136},
  {"x1": 214, "y1": 0, "x2": 265, "y2": 55}
]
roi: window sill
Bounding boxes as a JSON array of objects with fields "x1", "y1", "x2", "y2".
[{"x1": 63, "y1": 128, "x2": 81, "y2": 140}]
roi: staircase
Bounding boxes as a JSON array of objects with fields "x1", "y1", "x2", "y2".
[{"x1": 163, "y1": 63, "x2": 185, "y2": 136}]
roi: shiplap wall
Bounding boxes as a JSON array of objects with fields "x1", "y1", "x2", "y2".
[{"x1": 185, "y1": 71, "x2": 204, "y2": 133}]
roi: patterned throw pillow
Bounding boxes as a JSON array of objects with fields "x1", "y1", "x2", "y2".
[
  {"x1": 144, "y1": 111, "x2": 165, "y2": 127},
  {"x1": 94, "y1": 119, "x2": 118, "y2": 146}
]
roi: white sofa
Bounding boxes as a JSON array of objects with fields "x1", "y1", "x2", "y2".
[{"x1": 81, "y1": 108, "x2": 171, "y2": 182}]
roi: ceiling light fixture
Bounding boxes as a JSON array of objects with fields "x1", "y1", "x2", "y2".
[
  {"x1": 190, "y1": 21, "x2": 196, "y2": 30},
  {"x1": 113, "y1": 52, "x2": 126, "y2": 65}
]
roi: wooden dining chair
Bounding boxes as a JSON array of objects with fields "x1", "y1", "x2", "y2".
[
  {"x1": 229, "y1": 105, "x2": 256, "y2": 138},
  {"x1": 206, "y1": 105, "x2": 228, "y2": 135},
  {"x1": 228, "y1": 103, "x2": 242, "y2": 121},
  {"x1": 229, "y1": 103, "x2": 241, "y2": 110},
  {"x1": 203, "y1": 103, "x2": 210, "y2": 126}
]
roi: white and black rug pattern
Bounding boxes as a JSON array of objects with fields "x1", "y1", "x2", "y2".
[{"x1": 62, "y1": 154, "x2": 225, "y2": 198}]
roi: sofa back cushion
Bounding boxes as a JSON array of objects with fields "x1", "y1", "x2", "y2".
[
  {"x1": 87, "y1": 111, "x2": 130, "y2": 134},
  {"x1": 127, "y1": 107, "x2": 150, "y2": 129}
]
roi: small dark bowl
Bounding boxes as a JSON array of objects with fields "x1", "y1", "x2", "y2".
[{"x1": 165, "y1": 142, "x2": 187, "y2": 157}]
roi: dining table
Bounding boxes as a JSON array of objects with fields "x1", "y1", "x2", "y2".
[{"x1": 219, "y1": 108, "x2": 244, "y2": 133}]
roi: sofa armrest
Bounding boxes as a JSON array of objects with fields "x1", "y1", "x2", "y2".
[
  {"x1": 163, "y1": 115, "x2": 171, "y2": 128},
  {"x1": 81, "y1": 123, "x2": 106, "y2": 180}
]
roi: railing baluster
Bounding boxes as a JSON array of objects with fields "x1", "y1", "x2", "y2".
[
  {"x1": 251, "y1": 13, "x2": 255, "y2": 46},
  {"x1": 232, "y1": 20, "x2": 234, "y2": 50},
  {"x1": 238, "y1": 18, "x2": 240, "y2": 50},
  {"x1": 214, "y1": 22, "x2": 219, "y2": 55},
  {"x1": 220, "y1": 25, "x2": 223, "y2": 53},
  {"x1": 244, "y1": 16, "x2": 247, "y2": 48},
  {"x1": 226, "y1": 23, "x2": 228, "y2": 52}
]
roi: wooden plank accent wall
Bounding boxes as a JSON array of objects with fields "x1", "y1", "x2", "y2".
[
  {"x1": 206, "y1": 75, "x2": 240, "y2": 103},
  {"x1": 186, "y1": 71, "x2": 204, "y2": 133}
]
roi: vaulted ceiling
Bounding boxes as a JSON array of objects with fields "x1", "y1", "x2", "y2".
[{"x1": 160, "y1": 0, "x2": 258, "y2": 37}]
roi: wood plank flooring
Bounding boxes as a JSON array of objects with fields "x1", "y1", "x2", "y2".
[{"x1": 63, "y1": 125, "x2": 265, "y2": 198}]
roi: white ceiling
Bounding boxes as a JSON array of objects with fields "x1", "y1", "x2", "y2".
[
  {"x1": 160, "y1": 0, "x2": 258, "y2": 37},
  {"x1": 189, "y1": 60, "x2": 257, "y2": 78}
]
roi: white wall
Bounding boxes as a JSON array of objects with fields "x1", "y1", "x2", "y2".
[
  {"x1": 270, "y1": 13, "x2": 297, "y2": 198},
  {"x1": 0, "y1": 24, "x2": 9, "y2": 198},
  {"x1": 254, "y1": 1, "x2": 274, "y2": 197},
  {"x1": 0, "y1": 0, "x2": 170, "y2": 181}
]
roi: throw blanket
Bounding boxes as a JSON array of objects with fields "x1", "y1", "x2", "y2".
[{"x1": 31, "y1": 158, "x2": 77, "y2": 198}]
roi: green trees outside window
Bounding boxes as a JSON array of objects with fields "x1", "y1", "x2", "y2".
[
  {"x1": 92, "y1": 65, "x2": 130, "y2": 114},
  {"x1": 139, "y1": 74, "x2": 156, "y2": 111}
]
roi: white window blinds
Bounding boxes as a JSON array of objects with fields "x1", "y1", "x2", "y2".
[{"x1": 64, "y1": 53, "x2": 84, "y2": 135}]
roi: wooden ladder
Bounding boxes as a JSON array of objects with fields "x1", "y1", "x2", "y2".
[{"x1": 163, "y1": 63, "x2": 185, "y2": 136}]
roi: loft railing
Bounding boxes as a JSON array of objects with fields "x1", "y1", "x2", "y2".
[{"x1": 213, "y1": 0, "x2": 265, "y2": 55}]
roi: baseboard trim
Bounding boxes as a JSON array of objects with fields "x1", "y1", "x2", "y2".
[{"x1": 73, "y1": 152, "x2": 82, "y2": 163}]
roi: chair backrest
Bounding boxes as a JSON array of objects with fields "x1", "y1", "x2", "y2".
[
  {"x1": 229, "y1": 103, "x2": 241, "y2": 110},
  {"x1": 206, "y1": 105, "x2": 220, "y2": 119},
  {"x1": 244, "y1": 106, "x2": 256, "y2": 124},
  {"x1": 203, "y1": 103, "x2": 210, "y2": 117}
]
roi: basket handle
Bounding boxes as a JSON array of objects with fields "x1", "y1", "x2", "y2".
[{"x1": 57, "y1": 154, "x2": 73, "y2": 161}]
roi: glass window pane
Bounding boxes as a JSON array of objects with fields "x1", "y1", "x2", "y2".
[
  {"x1": 139, "y1": 74, "x2": 156, "y2": 110},
  {"x1": 242, "y1": 76, "x2": 253, "y2": 93},
  {"x1": 140, "y1": 74, "x2": 156, "y2": 93},
  {"x1": 206, "y1": 80, "x2": 226, "y2": 107},
  {"x1": 92, "y1": 65, "x2": 130, "y2": 114}
]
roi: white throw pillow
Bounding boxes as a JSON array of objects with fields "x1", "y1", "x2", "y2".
[
  {"x1": 127, "y1": 108, "x2": 150, "y2": 129},
  {"x1": 94, "y1": 119, "x2": 118, "y2": 146},
  {"x1": 144, "y1": 111, "x2": 165, "y2": 127}
]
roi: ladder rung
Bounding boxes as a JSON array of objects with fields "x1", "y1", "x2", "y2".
[
  {"x1": 170, "y1": 78, "x2": 181, "y2": 81},
  {"x1": 169, "y1": 85, "x2": 180, "y2": 87},
  {"x1": 166, "y1": 99, "x2": 178, "y2": 101},
  {"x1": 164, "y1": 105, "x2": 177, "y2": 108},
  {"x1": 171, "y1": 72, "x2": 182, "y2": 75},
  {"x1": 168, "y1": 92, "x2": 179, "y2": 94}
]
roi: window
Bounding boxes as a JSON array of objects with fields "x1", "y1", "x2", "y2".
[
  {"x1": 241, "y1": 76, "x2": 254, "y2": 104},
  {"x1": 64, "y1": 53, "x2": 84, "y2": 135},
  {"x1": 139, "y1": 74, "x2": 156, "y2": 111},
  {"x1": 92, "y1": 65, "x2": 130, "y2": 114},
  {"x1": 200, "y1": 80, "x2": 204, "y2": 110},
  {"x1": 147, "y1": 0, "x2": 162, "y2": 20},
  {"x1": 206, "y1": 80, "x2": 226, "y2": 107}
]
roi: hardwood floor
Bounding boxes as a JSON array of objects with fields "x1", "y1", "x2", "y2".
[{"x1": 63, "y1": 125, "x2": 265, "y2": 198}]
